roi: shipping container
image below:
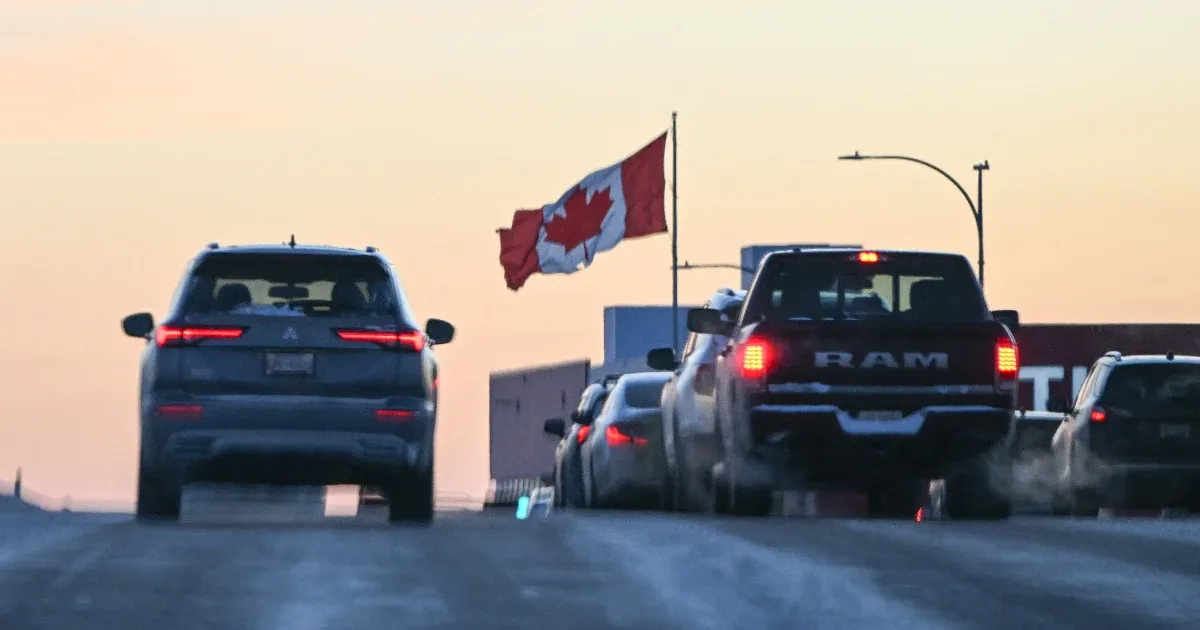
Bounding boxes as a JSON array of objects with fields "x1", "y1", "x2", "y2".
[
  {"x1": 604, "y1": 305, "x2": 700, "y2": 364},
  {"x1": 488, "y1": 359, "x2": 591, "y2": 483},
  {"x1": 1015, "y1": 324, "x2": 1200, "y2": 410}
]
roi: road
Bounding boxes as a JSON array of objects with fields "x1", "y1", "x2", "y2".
[{"x1": 2, "y1": 497, "x2": 1199, "y2": 629}]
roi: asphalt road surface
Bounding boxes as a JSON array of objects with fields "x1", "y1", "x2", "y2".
[{"x1": 2, "y1": 493, "x2": 1199, "y2": 629}]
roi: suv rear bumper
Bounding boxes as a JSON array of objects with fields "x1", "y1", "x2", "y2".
[
  {"x1": 747, "y1": 404, "x2": 1011, "y2": 483},
  {"x1": 141, "y1": 394, "x2": 433, "y2": 485},
  {"x1": 157, "y1": 429, "x2": 423, "y2": 485},
  {"x1": 1094, "y1": 463, "x2": 1200, "y2": 508}
]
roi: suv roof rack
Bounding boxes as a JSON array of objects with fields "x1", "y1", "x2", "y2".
[{"x1": 1104, "y1": 351, "x2": 1123, "y2": 361}]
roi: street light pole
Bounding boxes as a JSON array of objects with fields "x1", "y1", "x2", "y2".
[
  {"x1": 973, "y1": 160, "x2": 989, "y2": 287},
  {"x1": 670, "y1": 261, "x2": 756, "y2": 274},
  {"x1": 838, "y1": 152, "x2": 989, "y2": 289}
]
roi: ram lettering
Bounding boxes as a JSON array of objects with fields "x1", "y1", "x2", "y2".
[{"x1": 813, "y1": 351, "x2": 949, "y2": 369}]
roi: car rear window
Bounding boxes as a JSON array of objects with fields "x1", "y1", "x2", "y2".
[
  {"x1": 742, "y1": 252, "x2": 987, "y2": 323},
  {"x1": 180, "y1": 253, "x2": 397, "y2": 317},
  {"x1": 623, "y1": 379, "x2": 668, "y2": 409},
  {"x1": 1100, "y1": 363, "x2": 1200, "y2": 412}
]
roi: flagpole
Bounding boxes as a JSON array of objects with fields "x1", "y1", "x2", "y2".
[{"x1": 670, "y1": 111, "x2": 680, "y2": 356}]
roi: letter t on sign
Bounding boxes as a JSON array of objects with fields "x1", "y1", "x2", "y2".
[{"x1": 1019, "y1": 365, "x2": 1064, "y2": 411}]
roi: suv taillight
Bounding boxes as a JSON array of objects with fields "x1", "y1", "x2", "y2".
[
  {"x1": 334, "y1": 329, "x2": 425, "y2": 351},
  {"x1": 738, "y1": 338, "x2": 772, "y2": 379},
  {"x1": 995, "y1": 338, "x2": 1018, "y2": 378},
  {"x1": 156, "y1": 325, "x2": 244, "y2": 347}
]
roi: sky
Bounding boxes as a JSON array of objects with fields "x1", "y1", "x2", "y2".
[{"x1": 2, "y1": 0, "x2": 1199, "y2": 506}]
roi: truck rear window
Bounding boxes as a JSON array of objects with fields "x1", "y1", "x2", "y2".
[
  {"x1": 1100, "y1": 363, "x2": 1200, "y2": 413},
  {"x1": 180, "y1": 253, "x2": 397, "y2": 317},
  {"x1": 742, "y1": 253, "x2": 986, "y2": 323}
]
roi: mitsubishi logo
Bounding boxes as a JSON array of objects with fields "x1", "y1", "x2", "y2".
[{"x1": 282, "y1": 327, "x2": 299, "y2": 341}]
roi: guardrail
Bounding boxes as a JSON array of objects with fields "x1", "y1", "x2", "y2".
[
  {"x1": 485, "y1": 477, "x2": 545, "y2": 508},
  {"x1": 2, "y1": 476, "x2": 493, "y2": 514}
]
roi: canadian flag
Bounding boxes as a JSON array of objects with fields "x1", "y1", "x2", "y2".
[{"x1": 498, "y1": 132, "x2": 668, "y2": 291}]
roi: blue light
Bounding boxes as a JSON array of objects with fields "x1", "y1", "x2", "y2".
[{"x1": 516, "y1": 495, "x2": 530, "y2": 519}]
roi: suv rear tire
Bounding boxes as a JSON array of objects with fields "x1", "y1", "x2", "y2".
[
  {"x1": 135, "y1": 465, "x2": 181, "y2": 521},
  {"x1": 387, "y1": 468, "x2": 434, "y2": 524}
]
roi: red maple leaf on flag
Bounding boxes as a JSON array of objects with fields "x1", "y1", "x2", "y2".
[{"x1": 544, "y1": 186, "x2": 613, "y2": 256}]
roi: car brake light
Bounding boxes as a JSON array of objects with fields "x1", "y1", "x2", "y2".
[
  {"x1": 154, "y1": 404, "x2": 203, "y2": 419},
  {"x1": 375, "y1": 409, "x2": 415, "y2": 421},
  {"x1": 1090, "y1": 407, "x2": 1107, "y2": 422},
  {"x1": 995, "y1": 339, "x2": 1018, "y2": 377},
  {"x1": 155, "y1": 326, "x2": 244, "y2": 347},
  {"x1": 576, "y1": 425, "x2": 591, "y2": 444},
  {"x1": 335, "y1": 329, "x2": 425, "y2": 352},
  {"x1": 858, "y1": 251, "x2": 880, "y2": 263},
  {"x1": 605, "y1": 425, "x2": 648, "y2": 447},
  {"x1": 739, "y1": 339, "x2": 771, "y2": 378}
]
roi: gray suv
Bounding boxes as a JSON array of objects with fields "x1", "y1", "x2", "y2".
[{"x1": 121, "y1": 242, "x2": 454, "y2": 524}]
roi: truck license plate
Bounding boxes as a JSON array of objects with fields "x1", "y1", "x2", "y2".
[
  {"x1": 858, "y1": 410, "x2": 903, "y2": 422},
  {"x1": 266, "y1": 352, "x2": 314, "y2": 376},
  {"x1": 1159, "y1": 423, "x2": 1191, "y2": 439}
]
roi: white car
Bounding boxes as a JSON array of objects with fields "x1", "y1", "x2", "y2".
[{"x1": 579, "y1": 372, "x2": 672, "y2": 509}]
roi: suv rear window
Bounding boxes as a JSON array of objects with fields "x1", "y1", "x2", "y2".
[
  {"x1": 742, "y1": 252, "x2": 986, "y2": 323},
  {"x1": 180, "y1": 253, "x2": 397, "y2": 317},
  {"x1": 1100, "y1": 363, "x2": 1200, "y2": 412}
]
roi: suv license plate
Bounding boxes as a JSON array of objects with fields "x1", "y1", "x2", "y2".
[
  {"x1": 1159, "y1": 423, "x2": 1191, "y2": 439},
  {"x1": 266, "y1": 352, "x2": 314, "y2": 376},
  {"x1": 858, "y1": 410, "x2": 903, "y2": 422}
]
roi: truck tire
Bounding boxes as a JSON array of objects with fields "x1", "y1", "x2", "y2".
[
  {"x1": 387, "y1": 468, "x2": 434, "y2": 524},
  {"x1": 712, "y1": 460, "x2": 771, "y2": 517},
  {"x1": 867, "y1": 480, "x2": 924, "y2": 519},
  {"x1": 944, "y1": 457, "x2": 1012, "y2": 520},
  {"x1": 135, "y1": 465, "x2": 181, "y2": 522},
  {"x1": 730, "y1": 485, "x2": 772, "y2": 517}
]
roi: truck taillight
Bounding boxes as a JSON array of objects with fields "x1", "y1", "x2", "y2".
[
  {"x1": 739, "y1": 339, "x2": 771, "y2": 378},
  {"x1": 577, "y1": 425, "x2": 591, "y2": 444},
  {"x1": 155, "y1": 326, "x2": 244, "y2": 347},
  {"x1": 995, "y1": 339, "x2": 1018, "y2": 377},
  {"x1": 334, "y1": 329, "x2": 425, "y2": 351}
]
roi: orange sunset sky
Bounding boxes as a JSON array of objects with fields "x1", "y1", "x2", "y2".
[{"x1": 2, "y1": 0, "x2": 1198, "y2": 506}]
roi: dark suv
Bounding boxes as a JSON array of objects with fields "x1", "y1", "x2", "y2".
[
  {"x1": 1049, "y1": 352, "x2": 1200, "y2": 515},
  {"x1": 121, "y1": 242, "x2": 455, "y2": 523}
]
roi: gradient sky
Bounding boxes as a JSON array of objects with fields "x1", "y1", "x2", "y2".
[{"x1": 2, "y1": 0, "x2": 1198, "y2": 505}]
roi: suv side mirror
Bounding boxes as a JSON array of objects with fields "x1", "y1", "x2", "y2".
[
  {"x1": 543, "y1": 417, "x2": 566, "y2": 437},
  {"x1": 425, "y1": 318, "x2": 455, "y2": 345},
  {"x1": 646, "y1": 347, "x2": 678, "y2": 371},
  {"x1": 991, "y1": 309, "x2": 1020, "y2": 333},
  {"x1": 687, "y1": 308, "x2": 732, "y2": 337},
  {"x1": 122, "y1": 312, "x2": 155, "y2": 339}
]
